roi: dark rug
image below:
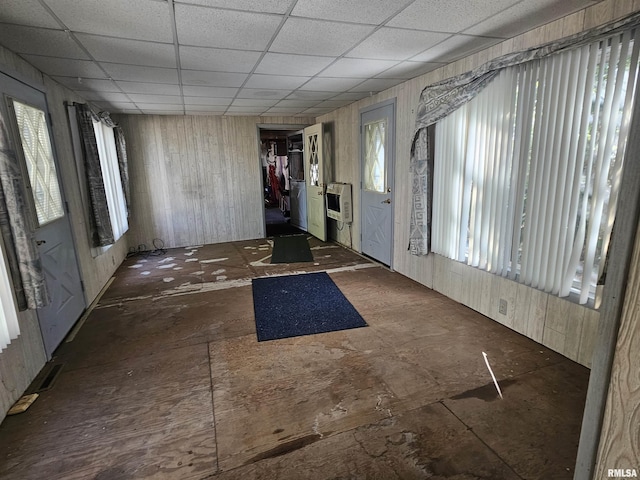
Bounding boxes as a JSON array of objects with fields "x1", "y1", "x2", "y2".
[
  {"x1": 271, "y1": 234, "x2": 313, "y2": 263},
  {"x1": 252, "y1": 272, "x2": 368, "y2": 341}
]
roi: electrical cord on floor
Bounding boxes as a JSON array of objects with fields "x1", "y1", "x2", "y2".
[{"x1": 126, "y1": 238, "x2": 167, "y2": 258}]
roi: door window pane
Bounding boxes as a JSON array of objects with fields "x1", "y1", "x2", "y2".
[
  {"x1": 12, "y1": 100, "x2": 64, "y2": 225},
  {"x1": 308, "y1": 133, "x2": 319, "y2": 186},
  {"x1": 364, "y1": 120, "x2": 386, "y2": 192}
]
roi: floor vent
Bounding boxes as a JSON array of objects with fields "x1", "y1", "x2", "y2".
[{"x1": 36, "y1": 363, "x2": 64, "y2": 392}]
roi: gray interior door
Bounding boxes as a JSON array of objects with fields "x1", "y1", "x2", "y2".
[
  {"x1": 1, "y1": 72, "x2": 85, "y2": 359},
  {"x1": 360, "y1": 100, "x2": 395, "y2": 266}
]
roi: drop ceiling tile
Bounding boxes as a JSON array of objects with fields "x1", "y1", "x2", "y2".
[
  {"x1": 275, "y1": 99, "x2": 319, "y2": 108},
  {"x1": 227, "y1": 106, "x2": 268, "y2": 114},
  {"x1": 137, "y1": 104, "x2": 185, "y2": 111},
  {"x1": 410, "y1": 34, "x2": 502, "y2": 63},
  {"x1": 387, "y1": 0, "x2": 520, "y2": 33},
  {"x1": 127, "y1": 94, "x2": 183, "y2": 105},
  {"x1": 301, "y1": 107, "x2": 333, "y2": 115},
  {"x1": 265, "y1": 107, "x2": 306, "y2": 114},
  {"x1": 181, "y1": 70, "x2": 248, "y2": 87},
  {"x1": 53, "y1": 76, "x2": 120, "y2": 92},
  {"x1": 331, "y1": 92, "x2": 370, "y2": 101},
  {"x1": 101, "y1": 64, "x2": 179, "y2": 83},
  {"x1": 0, "y1": 25, "x2": 89, "y2": 59},
  {"x1": 76, "y1": 34, "x2": 176, "y2": 68},
  {"x1": 464, "y1": 0, "x2": 598, "y2": 38},
  {"x1": 314, "y1": 99, "x2": 353, "y2": 109},
  {"x1": 349, "y1": 78, "x2": 404, "y2": 93},
  {"x1": 185, "y1": 106, "x2": 228, "y2": 113},
  {"x1": 21, "y1": 55, "x2": 106, "y2": 78},
  {"x1": 175, "y1": 4, "x2": 281, "y2": 50},
  {"x1": 291, "y1": 0, "x2": 411, "y2": 24},
  {"x1": 179, "y1": 46, "x2": 261, "y2": 72},
  {"x1": 255, "y1": 53, "x2": 334, "y2": 76},
  {"x1": 346, "y1": 28, "x2": 450, "y2": 61},
  {"x1": 270, "y1": 18, "x2": 374, "y2": 56},
  {"x1": 140, "y1": 110, "x2": 183, "y2": 115},
  {"x1": 76, "y1": 91, "x2": 131, "y2": 102},
  {"x1": 299, "y1": 77, "x2": 364, "y2": 92},
  {"x1": 244, "y1": 74, "x2": 310, "y2": 90},
  {"x1": 231, "y1": 98, "x2": 279, "y2": 107},
  {"x1": 182, "y1": 85, "x2": 238, "y2": 97},
  {"x1": 319, "y1": 58, "x2": 399, "y2": 78},
  {"x1": 92, "y1": 101, "x2": 138, "y2": 111},
  {"x1": 176, "y1": 0, "x2": 293, "y2": 14},
  {"x1": 236, "y1": 88, "x2": 291, "y2": 100},
  {"x1": 183, "y1": 97, "x2": 233, "y2": 106},
  {"x1": 47, "y1": 0, "x2": 173, "y2": 42},
  {"x1": 116, "y1": 81, "x2": 181, "y2": 95},
  {"x1": 375, "y1": 61, "x2": 443, "y2": 79},
  {"x1": 0, "y1": 0, "x2": 61, "y2": 28},
  {"x1": 286, "y1": 90, "x2": 334, "y2": 100}
]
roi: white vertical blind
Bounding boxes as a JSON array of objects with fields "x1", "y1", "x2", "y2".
[
  {"x1": 432, "y1": 30, "x2": 640, "y2": 304},
  {"x1": 0, "y1": 241, "x2": 19, "y2": 353}
]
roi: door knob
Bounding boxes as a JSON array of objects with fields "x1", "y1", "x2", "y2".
[{"x1": 381, "y1": 198, "x2": 391, "y2": 204}]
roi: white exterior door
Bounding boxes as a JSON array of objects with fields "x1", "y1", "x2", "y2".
[
  {"x1": 304, "y1": 123, "x2": 327, "y2": 241},
  {"x1": 1, "y1": 72, "x2": 85, "y2": 359},
  {"x1": 361, "y1": 101, "x2": 395, "y2": 266}
]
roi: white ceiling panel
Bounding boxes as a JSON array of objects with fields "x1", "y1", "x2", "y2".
[
  {"x1": 314, "y1": 99, "x2": 354, "y2": 109},
  {"x1": 182, "y1": 86, "x2": 238, "y2": 98},
  {"x1": 291, "y1": 0, "x2": 411, "y2": 25},
  {"x1": 181, "y1": 70, "x2": 248, "y2": 87},
  {"x1": 410, "y1": 34, "x2": 501, "y2": 63},
  {"x1": 286, "y1": 90, "x2": 334, "y2": 100},
  {"x1": 376, "y1": 61, "x2": 443, "y2": 79},
  {"x1": 76, "y1": 91, "x2": 131, "y2": 102},
  {"x1": 185, "y1": 106, "x2": 227, "y2": 113},
  {"x1": 275, "y1": 99, "x2": 319, "y2": 108},
  {"x1": 101, "y1": 64, "x2": 179, "y2": 83},
  {"x1": 140, "y1": 110, "x2": 183, "y2": 115},
  {"x1": 127, "y1": 94, "x2": 183, "y2": 105},
  {"x1": 0, "y1": 25, "x2": 89, "y2": 59},
  {"x1": 176, "y1": 0, "x2": 294, "y2": 14},
  {"x1": 179, "y1": 46, "x2": 262, "y2": 73},
  {"x1": 387, "y1": 0, "x2": 520, "y2": 33},
  {"x1": 331, "y1": 92, "x2": 371, "y2": 101},
  {"x1": 464, "y1": 0, "x2": 599, "y2": 38},
  {"x1": 346, "y1": 28, "x2": 450, "y2": 61},
  {"x1": 116, "y1": 81, "x2": 181, "y2": 95},
  {"x1": 92, "y1": 102, "x2": 138, "y2": 111},
  {"x1": 301, "y1": 107, "x2": 334, "y2": 115},
  {"x1": 349, "y1": 78, "x2": 405, "y2": 93},
  {"x1": 183, "y1": 97, "x2": 232, "y2": 106},
  {"x1": 270, "y1": 18, "x2": 374, "y2": 56},
  {"x1": 236, "y1": 89, "x2": 291, "y2": 100},
  {"x1": 175, "y1": 5, "x2": 281, "y2": 50},
  {"x1": 264, "y1": 107, "x2": 306, "y2": 114},
  {"x1": 320, "y1": 58, "x2": 399, "y2": 78},
  {"x1": 138, "y1": 104, "x2": 185, "y2": 111},
  {"x1": 245, "y1": 74, "x2": 310, "y2": 90},
  {"x1": 255, "y1": 53, "x2": 334, "y2": 76},
  {"x1": 44, "y1": 0, "x2": 173, "y2": 42},
  {"x1": 227, "y1": 106, "x2": 268, "y2": 114},
  {"x1": 299, "y1": 77, "x2": 364, "y2": 92},
  {"x1": 76, "y1": 34, "x2": 176, "y2": 68},
  {"x1": 0, "y1": 0, "x2": 61, "y2": 28},
  {"x1": 21, "y1": 55, "x2": 107, "y2": 78},
  {"x1": 231, "y1": 99, "x2": 280, "y2": 107},
  {"x1": 53, "y1": 77, "x2": 120, "y2": 92}
]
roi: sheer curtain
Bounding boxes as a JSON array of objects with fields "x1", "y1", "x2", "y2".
[{"x1": 432, "y1": 30, "x2": 640, "y2": 304}]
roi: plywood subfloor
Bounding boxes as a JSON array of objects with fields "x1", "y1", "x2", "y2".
[{"x1": 0, "y1": 237, "x2": 589, "y2": 479}]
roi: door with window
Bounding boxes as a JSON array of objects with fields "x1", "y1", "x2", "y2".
[
  {"x1": 304, "y1": 122, "x2": 327, "y2": 241},
  {"x1": 1, "y1": 72, "x2": 85, "y2": 359},
  {"x1": 361, "y1": 100, "x2": 395, "y2": 266}
]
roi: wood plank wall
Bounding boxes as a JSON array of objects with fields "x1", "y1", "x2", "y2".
[
  {"x1": 317, "y1": 0, "x2": 640, "y2": 369},
  {"x1": 0, "y1": 45, "x2": 128, "y2": 422},
  {"x1": 116, "y1": 114, "x2": 314, "y2": 249}
]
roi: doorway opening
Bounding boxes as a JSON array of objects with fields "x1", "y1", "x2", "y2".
[{"x1": 259, "y1": 127, "x2": 307, "y2": 237}]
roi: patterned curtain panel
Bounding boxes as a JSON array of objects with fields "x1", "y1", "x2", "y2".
[
  {"x1": 113, "y1": 126, "x2": 131, "y2": 212},
  {"x1": 0, "y1": 114, "x2": 49, "y2": 310},
  {"x1": 75, "y1": 103, "x2": 114, "y2": 247},
  {"x1": 409, "y1": 10, "x2": 640, "y2": 256}
]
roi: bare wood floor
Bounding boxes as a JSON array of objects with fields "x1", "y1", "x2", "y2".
[{"x1": 0, "y1": 238, "x2": 589, "y2": 479}]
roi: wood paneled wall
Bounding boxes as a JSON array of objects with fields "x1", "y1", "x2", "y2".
[
  {"x1": 116, "y1": 114, "x2": 314, "y2": 249},
  {"x1": 317, "y1": 0, "x2": 640, "y2": 368},
  {"x1": 0, "y1": 45, "x2": 128, "y2": 422}
]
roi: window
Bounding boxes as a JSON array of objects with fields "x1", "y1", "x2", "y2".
[{"x1": 432, "y1": 30, "x2": 640, "y2": 305}]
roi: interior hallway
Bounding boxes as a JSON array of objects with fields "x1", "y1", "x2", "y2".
[{"x1": 0, "y1": 238, "x2": 589, "y2": 480}]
